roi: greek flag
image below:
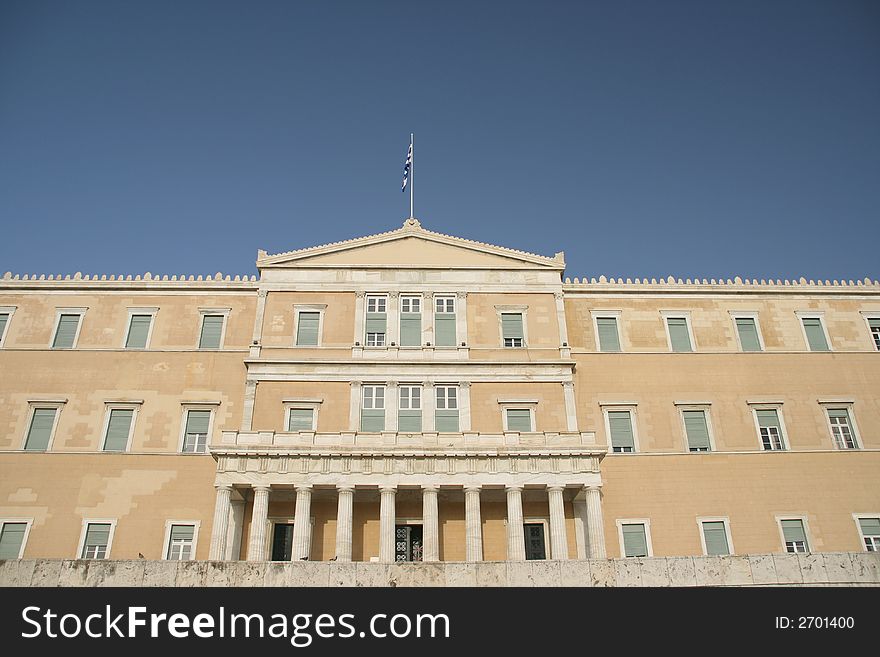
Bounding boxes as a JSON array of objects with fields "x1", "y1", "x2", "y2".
[{"x1": 401, "y1": 141, "x2": 412, "y2": 192}]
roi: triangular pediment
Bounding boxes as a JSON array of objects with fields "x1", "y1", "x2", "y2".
[{"x1": 258, "y1": 219, "x2": 564, "y2": 270}]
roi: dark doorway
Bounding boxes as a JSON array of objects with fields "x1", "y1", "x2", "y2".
[
  {"x1": 394, "y1": 524, "x2": 423, "y2": 562},
  {"x1": 271, "y1": 523, "x2": 293, "y2": 561},
  {"x1": 524, "y1": 523, "x2": 547, "y2": 560}
]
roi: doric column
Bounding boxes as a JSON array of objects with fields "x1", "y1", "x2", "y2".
[
  {"x1": 423, "y1": 381, "x2": 436, "y2": 432},
  {"x1": 335, "y1": 485, "x2": 355, "y2": 562},
  {"x1": 379, "y1": 486, "x2": 397, "y2": 563},
  {"x1": 241, "y1": 380, "x2": 258, "y2": 431},
  {"x1": 464, "y1": 485, "x2": 483, "y2": 562},
  {"x1": 422, "y1": 485, "x2": 440, "y2": 562},
  {"x1": 506, "y1": 485, "x2": 526, "y2": 561},
  {"x1": 354, "y1": 291, "x2": 366, "y2": 345},
  {"x1": 292, "y1": 485, "x2": 312, "y2": 561},
  {"x1": 585, "y1": 485, "x2": 607, "y2": 559},
  {"x1": 349, "y1": 380, "x2": 362, "y2": 431},
  {"x1": 459, "y1": 381, "x2": 472, "y2": 431},
  {"x1": 387, "y1": 292, "x2": 400, "y2": 346},
  {"x1": 209, "y1": 485, "x2": 233, "y2": 560},
  {"x1": 562, "y1": 381, "x2": 578, "y2": 432},
  {"x1": 386, "y1": 380, "x2": 399, "y2": 432},
  {"x1": 547, "y1": 485, "x2": 569, "y2": 560},
  {"x1": 456, "y1": 292, "x2": 468, "y2": 346},
  {"x1": 246, "y1": 485, "x2": 271, "y2": 561}
]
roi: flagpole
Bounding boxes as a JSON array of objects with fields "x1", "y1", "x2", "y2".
[{"x1": 409, "y1": 133, "x2": 414, "y2": 218}]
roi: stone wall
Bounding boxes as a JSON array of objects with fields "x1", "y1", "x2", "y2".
[{"x1": 1, "y1": 553, "x2": 878, "y2": 587}]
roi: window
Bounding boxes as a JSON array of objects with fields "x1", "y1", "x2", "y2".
[
  {"x1": 124, "y1": 309, "x2": 156, "y2": 349},
  {"x1": 779, "y1": 518, "x2": 809, "y2": 553},
  {"x1": 595, "y1": 316, "x2": 621, "y2": 352},
  {"x1": 618, "y1": 521, "x2": 651, "y2": 558},
  {"x1": 732, "y1": 315, "x2": 763, "y2": 352},
  {"x1": 398, "y1": 385, "x2": 422, "y2": 432},
  {"x1": 295, "y1": 311, "x2": 321, "y2": 346},
  {"x1": 198, "y1": 314, "x2": 226, "y2": 349},
  {"x1": 868, "y1": 317, "x2": 880, "y2": 351},
  {"x1": 606, "y1": 409, "x2": 636, "y2": 453},
  {"x1": 0, "y1": 306, "x2": 14, "y2": 348},
  {"x1": 505, "y1": 408, "x2": 533, "y2": 432},
  {"x1": 754, "y1": 408, "x2": 786, "y2": 451},
  {"x1": 856, "y1": 517, "x2": 880, "y2": 552},
  {"x1": 664, "y1": 314, "x2": 693, "y2": 352},
  {"x1": 0, "y1": 520, "x2": 31, "y2": 559},
  {"x1": 400, "y1": 296, "x2": 422, "y2": 347},
  {"x1": 434, "y1": 297, "x2": 456, "y2": 347},
  {"x1": 80, "y1": 521, "x2": 114, "y2": 559},
  {"x1": 501, "y1": 313, "x2": 525, "y2": 348},
  {"x1": 165, "y1": 523, "x2": 198, "y2": 560},
  {"x1": 799, "y1": 315, "x2": 830, "y2": 351},
  {"x1": 51, "y1": 310, "x2": 85, "y2": 349},
  {"x1": 182, "y1": 409, "x2": 212, "y2": 453},
  {"x1": 287, "y1": 408, "x2": 315, "y2": 431},
  {"x1": 826, "y1": 408, "x2": 858, "y2": 450},
  {"x1": 102, "y1": 407, "x2": 135, "y2": 452},
  {"x1": 700, "y1": 520, "x2": 731, "y2": 556},
  {"x1": 361, "y1": 385, "x2": 385, "y2": 432},
  {"x1": 23, "y1": 406, "x2": 60, "y2": 451},
  {"x1": 365, "y1": 296, "x2": 387, "y2": 347},
  {"x1": 682, "y1": 409, "x2": 712, "y2": 452},
  {"x1": 435, "y1": 386, "x2": 459, "y2": 432}
]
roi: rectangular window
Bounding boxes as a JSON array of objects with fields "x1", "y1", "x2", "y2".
[
  {"x1": 182, "y1": 409, "x2": 211, "y2": 453},
  {"x1": 827, "y1": 408, "x2": 858, "y2": 450},
  {"x1": 81, "y1": 522, "x2": 112, "y2": 559},
  {"x1": 596, "y1": 317, "x2": 621, "y2": 352},
  {"x1": 607, "y1": 410, "x2": 635, "y2": 453},
  {"x1": 756, "y1": 409, "x2": 785, "y2": 451},
  {"x1": 0, "y1": 311, "x2": 10, "y2": 347},
  {"x1": 858, "y1": 517, "x2": 880, "y2": 552},
  {"x1": 198, "y1": 315, "x2": 225, "y2": 349},
  {"x1": 287, "y1": 408, "x2": 315, "y2": 432},
  {"x1": 0, "y1": 522, "x2": 28, "y2": 559},
  {"x1": 435, "y1": 386, "x2": 460, "y2": 432},
  {"x1": 360, "y1": 385, "x2": 385, "y2": 432},
  {"x1": 505, "y1": 408, "x2": 533, "y2": 432},
  {"x1": 52, "y1": 313, "x2": 82, "y2": 349},
  {"x1": 434, "y1": 297, "x2": 457, "y2": 347},
  {"x1": 166, "y1": 524, "x2": 195, "y2": 560},
  {"x1": 501, "y1": 313, "x2": 524, "y2": 348},
  {"x1": 701, "y1": 521, "x2": 730, "y2": 556},
  {"x1": 24, "y1": 408, "x2": 57, "y2": 451},
  {"x1": 398, "y1": 385, "x2": 422, "y2": 432},
  {"x1": 735, "y1": 317, "x2": 762, "y2": 352},
  {"x1": 869, "y1": 318, "x2": 880, "y2": 351},
  {"x1": 780, "y1": 519, "x2": 809, "y2": 553},
  {"x1": 102, "y1": 408, "x2": 134, "y2": 451},
  {"x1": 399, "y1": 296, "x2": 422, "y2": 347},
  {"x1": 621, "y1": 523, "x2": 649, "y2": 558},
  {"x1": 365, "y1": 296, "x2": 387, "y2": 347},
  {"x1": 125, "y1": 314, "x2": 153, "y2": 349},
  {"x1": 666, "y1": 316, "x2": 693, "y2": 352},
  {"x1": 801, "y1": 317, "x2": 829, "y2": 351},
  {"x1": 683, "y1": 409, "x2": 711, "y2": 452},
  {"x1": 295, "y1": 311, "x2": 320, "y2": 346}
]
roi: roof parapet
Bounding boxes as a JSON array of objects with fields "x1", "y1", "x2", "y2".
[{"x1": 563, "y1": 275, "x2": 880, "y2": 290}]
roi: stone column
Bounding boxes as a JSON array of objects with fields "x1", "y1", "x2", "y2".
[
  {"x1": 354, "y1": 291, "x2": 366, "y2": 345},
  {"x1": 349, "y1": 380, "x2": 362, "y2": 431},
  {"x1": 379, "y1": 486, "x2": 397, "y2": 563},
  {"x1": 422, "y1": 485, "x2": 440, "y2": 562},
  {"x1": 464, "y1": 485, "x2": 483, "y2": 562},
  {"x1": 456, "y1": 292, "x2": 468, "y2": 346},
  {"x1": 246, "y1": 485, "x2": 271, "y2": 561},
  {"x1": 422, "y1": 293, "x2": 434, "y2": 345},
  {"x1": 554, "y1": 291, "x2": 570, "y2": 356},
  {"x1": 387, "y1": 292, "x2": 400, "y2": 346},
  {"x1": 562, "y1": 381, "x2": 578, "y2": 432},
  {"x1": 585, "y1": 485, "x2": 607, "y2": 559},
  {"x1": 335, "y1": 485, "x2": 355, "y2": 562},
  {"x1": 506, "y1": 485, "x2": 526, "y2": 561},
  {"x1": 423, "y1": 381, "x2": 436, "y2": 432},
  {"x1": 241, "y1": 380, "x2": 258, "y2": 431},
  {"x1": 459, "y1": 381, "x2": 472, "y2": 431},
  {"x1": 292, "y1": 485, "x2": 313, "y2": 561},
  {"x1": 249, "y1": 289, "x2": 268, "y2": 358},
  {"x1": 386, "y1": 380, "x2": 398, "y2": 432},
  {"x1": 209, "y1": 485, "x2": 233, "y2": 560},
  {"x1": 547, "y1": 485, "x2": 569, "y2": 560}
]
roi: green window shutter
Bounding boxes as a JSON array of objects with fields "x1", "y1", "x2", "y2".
[
  {"x1": 735, "y1": 318, "x2": 761, "y2": 351},
  {"x1": 802, "y1": 318, "x2": 829, "y2": 351},
  {"x1": 24, "y1": 408, "x2": 57, "y2": 451},
  {"x1": 0, "y1": 314, "x2": 8, "y2": 342},
  {"x1": 435, "y1": 315, "x2": 456, "y2": 346},
  {"x1": 170, "y1": 524, "x2": 195, "y2": 542},
  {"x1": 295, "y1": 312, "x2": 320, "y2": 346},
  {"x1": 667, "y1": 317, "x2": 692, "y2": 352},
  {"x1": 83, "y1": 523, "x2": 111, "y2": 552},
  {"x1": 596, "y1": 317, "x2": 620, "y2": 352},
  {"x1": 506, "y1": 409, "x2": 532, "y2": 432},
  {"x1": 683, "y1": 410, "x2": 711, "y2": 451},
  {"x1": 398, "y1": 409, "x2": 422, "y2": 432},
  {"x1": 288, "y1": 409, "x2": 314, "y2": 431},
  {"x1": 360, "y1": 408, "x2": 385, "y2": 432},
  {"x1": 826, "y1": 408, "x2": 850, "y2": 421},
  {"x1": 702, "y1": 521, "x2": 730, "y2": 555},
  {"x1": 435, "y1": 409, "x2": 460, "y2": 432},
  {"x1": 103, "y1": 409, "x2": 133, "y2": 451},
  {"x1": 53, "y1": 314, "x2": 80, "y2": 348},
  {"x1": 608, "y1": 411, "x2": 635, "y2": 450},
  {"x1": 0, "y1": 523, "x2": 27, "y2": 559},
  {"x1": 199, "y1": 315, "x2": 224, "y2": 349},
  {"x1": 858, "y1": 518, "x2": 880, "y2": 536},
  {"x1": 501, "y1": 313, "x2": 524, "y2": 339},
  {"x1": 869, "y1": 318, "x2": 880, "y2": 329},
  {"x1": 622, "y1": 524, "x2": 648, "y2": 557},
  {"x1": 781, "y1": 519, "x2": 807, "y2": 544},
  {"x1": 185, "y1": 410, "x2": 211, "y2": 435},
  {"x1": 400, "y1": 314, "x2": 421, "y2": 346},
  {"x1": 365, "y1": 313, "x2": 387, "y2": 334},
  {"x1": 125, "y1": 315, "x2": 152, "y2": 348},
  {"x1": 756, "y1": 409, "x2": 781, "y2": 429}
]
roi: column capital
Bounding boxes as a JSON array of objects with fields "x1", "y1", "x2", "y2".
[
  {"x1": 554, "y1": 291, "x2": 565, "y2": 301},
  {"x1": 355, "y1": 290, "x2": 366, "y2": 298},
  {"x1": 505, "y1": 484, "x2": 524, "y2": 493},
  {"x1": 379, "y1": 485, "x2": 397, "y2": 494},
  {"x1": 561, "y1": 380, "x2": 575, "y2": 389},
  {"x1": 463, "y1": 485, "x2": 482, "y2": 494},
  {"x1": 547, "y1": 485, "x2": 566, "y2": 493},
  {"x1": 422, "y1": 484, "x2": 440, "y2": 493},
  {"x1": 336, "y1": 484, "x2": 356, "y2": 493},
  {"x1": 350, "y1": 380, "x2": 363, "y2": 387},
  {"x1": 294, "y1": 484, "x2": 313, "y2": 493},
  {"x1": 584, "y1": 484, "x2": 603, "y2": 493},
  {"x1": 252, "y1": 485, "x2": 271, "y2": 493},
  {"x1": 456, "y1": 291, "x2": 468, "y2": 300},
  {"x1": 459, "y1": 380, "x2": 471, "y2": 389},
  {"x1": 386, "y1": 380, "x2": 399, "y2": 388},
  {"x1": 388, "y1": 291, "x2": 399, "y2": 299},
  {"x1": 215, "y1": 484, "x2": 233, "y2": 492}
]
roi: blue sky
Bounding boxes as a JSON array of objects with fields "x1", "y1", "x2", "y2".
[{"x1": 1, "y1": 0, "x2": 878, "y2": 280}]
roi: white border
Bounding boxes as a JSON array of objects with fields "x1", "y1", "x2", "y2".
[
  {"x1": 99, "y1": 402, "x2": 141, "y2": 452},
  {"x1": 795, "y1": 311, "x2": 833, "y2": 352},
  {"x1": 293, "y1": 304, "x2": 327, "y2": 347},
  {"x1": 123, "y1": 307, "x2": 158, "y2": 349},
  {"x1": 852, "y1": 513, "x2": 880, "y2": 552},
  {"x1": 749, "y1": 403, "x2": 788, "y2": 451},
  {"x1": 696, "y1": 516, "x2": 734, "y2": 555},
  {"x1": 0, "y1": 517, "x2": 34, "y2": 559},
  {"x1": 20, "y1": 401, "x2": 65, "y2": 451},
  {"x1": 284, "y1": 400, "x2": 322, "y2": 432},
  {"x1": 197, "y1": 307, "x2": 231, "y2": 349},
  {"x1": 0, "y1": 306, "x2": 16, "y2": 348},
  {"x1": 660, "y1": 310, "x2": 696, "y2": 352},
  {"x1": 50, "y1": 307, "x2": 87, "y2": 349},
  {"x1": 161, "y1": 519, "x2": 201, "y2": 560},
  {"x1": 178, "y1": 404, "x2": 217, "y2": 453},
  {"x1": 616, "y1": 518, "x2": 653, "y2": 558},
  {"x1": 859, "y1": 311, "x2": 880, "y2": 351},
  {"x1": 495, "y1": 305, "x2": 529, "y2": 348},
  {"x1": 775, "y1": 515, "x2": 811, "y2": 554},
  {"x1": 500, "y1": 403, "x2": 536, "y2": 432},
  {"x1": 819, "y1": 402, "x2": 861, "y2": 450},
  {"x1": 728, "y1": 311, "x2": 765, "y2": 352},
  {"x1": 677, "y1": 405, "x2": 716, "y2": 452},
  {"x1": 522, "y1": 517, "x2": 551, "y2": 560},
  {"x1": 590, "y1": 310, "x2": 624, "y2": 352},
  {"x1": 76, "y1": 518, "x2": 117, "y2": 559},
  {"x1": 601, "y1": 404, "x2": 640, "y2": 453}
]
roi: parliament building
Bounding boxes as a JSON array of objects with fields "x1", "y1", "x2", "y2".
[{"x1": 1, "y1": 219, "x2": 879, "y2": 575}]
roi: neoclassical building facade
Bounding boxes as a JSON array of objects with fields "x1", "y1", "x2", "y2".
[{"x1": 1, "y1": 219, "x2": 878, "y2": 566}]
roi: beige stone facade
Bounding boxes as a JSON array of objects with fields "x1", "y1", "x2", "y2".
[{"x1": 1, "y1": 219, "x2": 878, "y2": 568}]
